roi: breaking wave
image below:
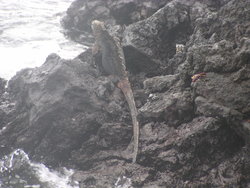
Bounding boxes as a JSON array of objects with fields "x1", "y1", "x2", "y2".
[
  {"x1": 0, "y1": 0, "x2": 86, "y2": 79},
  {"x1": 0, "y1": 149, "x2": 79, "y2": 188}
]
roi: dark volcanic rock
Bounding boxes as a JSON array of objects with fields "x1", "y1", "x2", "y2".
[
  {"x1": 123, "y1": 1, "x2": 193, "y2": 64},
  {"x1": 0, "y1": 78, "x2": 12, "y2": 127},
  {"x1": 0, "y1": 51, "x2": 135, "y2": 167},
  {"x1": 61, "y1": 0, "x2": 170, "y2": 45},
  {"x1": 138, "y1": 117, "x2": 244, "y2": 187},
  {"x1": 0, "y1": 77, "x2": 6, "y2": 95},
  {"x1": 0, "y1": 78, "x2": 6, "y2": 124},
  {"x1": 64, "y1": 0, "x2": 249, "y2": 187},
  {"x1": 0, "y1": 0, "x2": 250, "y2": 187}
]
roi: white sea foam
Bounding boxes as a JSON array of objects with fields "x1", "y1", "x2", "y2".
[
  {"x1": 0, "y1": 0, "x2": 86, "y2": 80},
  {"x1": 30, "y1": 163, "x2": 79, "y2": 188},
  {"x1": 115, "y1": 176, "x2": 133, "y2": 188},
  {"x1": 0, "y1": 149, "x2": 79, "y2": 188}
]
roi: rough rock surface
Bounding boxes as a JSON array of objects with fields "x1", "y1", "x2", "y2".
[
  {"x1": 61, "y1": 0, "x2": 170, "y2": 45},
  {"x1": 0, "y1": 0, "x2": 250, "y2": 187},
  {"x1": 0, "y1": 78, "x2": 7, "y2": 126},
  {"x1": 0, "y1": 51, "x2": 135, "y2": 167}
]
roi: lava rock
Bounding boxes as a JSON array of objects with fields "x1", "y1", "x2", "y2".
[
  {"x1": 1, "y1": 0, "x2": 250, "y2": 187},
  {"x1": 61, "y1": 0, "x2": 170, "y2": 45},
  {"x1": 0, "y1": 51, "x2": 134, "y2": 167}
]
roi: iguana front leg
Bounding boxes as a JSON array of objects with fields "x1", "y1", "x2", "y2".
[{"x1": 92, "y1": 41, "x2": 100, "y2": 55}]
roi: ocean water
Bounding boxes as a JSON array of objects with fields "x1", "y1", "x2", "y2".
[
  {"x1": 0, "y1": 149, "x2": 79, "y2": 188},
  {"x1": 0, "y1": 0, "x2": 86, "y2": 80},
  {"x1": 0, "y1": 149, "x2": 133, "y2": 188}
]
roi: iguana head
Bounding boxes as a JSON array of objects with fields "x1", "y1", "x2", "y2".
[{"x1": 91, "y1": 20, "x2": 105, "y2": 36}]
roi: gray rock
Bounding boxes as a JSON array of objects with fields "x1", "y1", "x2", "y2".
[
  {"x1": 140, "y1": 88, "x2": 194, "y2": 127},
  {"x1": 0, "y1": 51, "x2": 133, "y2": 167},
  {"x1": 143, "y1": 74, "x2": 179, "y2": 93},
  {"x1": 123, "y1": 1, "x2": 192, "y2": 65},
  {"x1": 61, "y1": 0, "x2": 170, "y2": 45},
  {"x1": 193, "y1": 72, "x2": 250, "y2": 115},
  {"x1": 0, "y1": 0, "x2": 250, "y2": 187}
]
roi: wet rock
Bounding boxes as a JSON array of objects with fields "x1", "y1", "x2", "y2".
[{"x1": 0, "y1": 149, "x2": 76, "y2": 188}]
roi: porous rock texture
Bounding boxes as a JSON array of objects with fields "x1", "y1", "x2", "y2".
[
  {"x1": 0, "y1": 0, "x2": 250, "y2": 187},
  {"x1": 61, "y1": 0, "x2": 171, "y2": 45},
  {"x1": 0, "y1": 78, "x2": 7, "y2": 130}
]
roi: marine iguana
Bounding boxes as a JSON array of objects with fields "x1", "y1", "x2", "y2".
[{"x1": 91, "y1": 20, "x2": 139, "y2": 163}]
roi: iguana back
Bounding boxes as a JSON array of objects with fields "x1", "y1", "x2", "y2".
[{"x1": 91, "y1": 20, "x2": 139, "y2": 163}]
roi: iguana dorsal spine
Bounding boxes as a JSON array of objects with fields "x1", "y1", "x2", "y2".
[{"x1": 92, "y1": 20, "x2": 139, "y2": 163}]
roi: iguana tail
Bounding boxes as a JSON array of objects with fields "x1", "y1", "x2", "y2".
[{"x1": 117, "y1": 78, "x2": 139, "y2": 163}]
